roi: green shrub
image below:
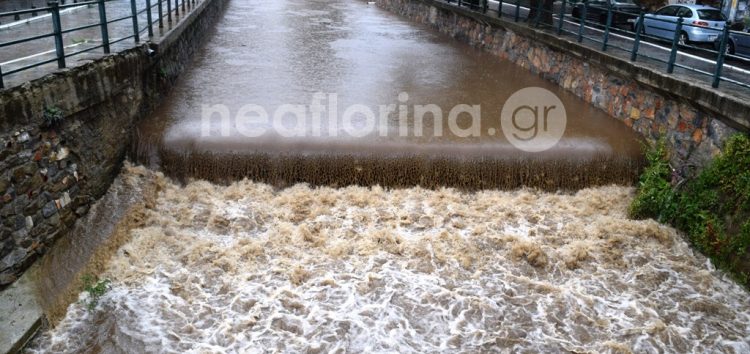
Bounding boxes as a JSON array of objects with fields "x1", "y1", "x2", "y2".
[
  {"x1": 42, "y1": 106, "x2": 64, "y2": 128},
  {"x1": 629, "y1": 137, "x2": 677, "y2": 222},
  {"x1": 81, "y1": 274, "x2": 111, "y2": 311},
  {"x1": 631, "y1": 134, "x2": 750, "y2": 286}
]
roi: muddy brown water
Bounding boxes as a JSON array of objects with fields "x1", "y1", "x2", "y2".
[
  {"x1": 133, "y1": 0, "x2": 645, "y2": 190},
  {"x1": 23, "y1": 1, "x2": 750, "y2": 352}
]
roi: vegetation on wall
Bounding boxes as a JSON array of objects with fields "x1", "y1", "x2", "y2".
[
  {"x1": 42, "y1": 106, "x2": 64, "y2": 129},
  {"x1": 81, "y1": 274, "x2": 111, "y2": 311},
  {"x1": 630, "y1": 134, "x2": 750, "y2": 286}
]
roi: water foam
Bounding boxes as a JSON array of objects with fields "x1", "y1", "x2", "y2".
[{"x1": 28, "y1": 168, "x2": 750, "y2": 353}]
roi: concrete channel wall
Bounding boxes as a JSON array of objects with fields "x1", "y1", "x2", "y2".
[
  {"x1": 375, "y1": 0, "x2": 748, "y2": 170},
  {"x1": 0, "y1": 0, "x2": 229, "y2": 288}
]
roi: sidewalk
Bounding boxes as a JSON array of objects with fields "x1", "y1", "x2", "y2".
[{"x1": 0, "y1": 0, "x2": 192, "y2": 88}]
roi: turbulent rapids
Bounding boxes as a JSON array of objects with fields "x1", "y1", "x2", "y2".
[
  {"x1": 21, "y1": 0, "x2": 750, "y2": 352},
  {"x1": 27, "y1": 165, "x2": 750, "y2": 353}
]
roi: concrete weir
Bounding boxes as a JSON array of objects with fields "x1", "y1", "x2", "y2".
[{"x1": 133, "y1": 0, "x2": 645, "y2": 190}]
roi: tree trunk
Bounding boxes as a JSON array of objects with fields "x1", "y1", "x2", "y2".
[{"x1": 527, "y1": 0, "x2": 555, "y2": 26}]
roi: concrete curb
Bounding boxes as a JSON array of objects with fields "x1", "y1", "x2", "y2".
[{"x1": 0, "y1": 264, "x2": 42, "y2": 354}]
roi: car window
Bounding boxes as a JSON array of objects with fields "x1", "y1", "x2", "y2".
[
  {"x1": 656, "y1": 6, "x2": 678, "y2": 16},
  {"x1": 676, "y1": 7, "x2": 693, "y2": 18},
  {"x1": 697, "y1": 9, "x2": 725, "y2": 21}
]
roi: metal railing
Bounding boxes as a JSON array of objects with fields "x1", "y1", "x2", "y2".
[
  {"x1": 0, "y1": 0, "x2": 200, "y2": 89},
  {"x1": 444, "y1": 0, "x2": 750, "y2": 90}
]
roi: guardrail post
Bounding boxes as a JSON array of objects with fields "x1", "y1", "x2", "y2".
[
  {"x1": 483, "y1": 0, "x2": 488, "y2": 13},
  {"x1": 97, "y1": 0, "x2": 110, "y2": 54},
  {"x1": 458, "y1": 0, "x2": 463, "y2": 7},
  {"x1": 630, "y1": 11, "x2": 644, "y2": 61},
  {"x1": 130, "y1": 0, "x2": 140, "y2": 43},
  {"x1": 577, "y1": 0, "x2": 588, "y2": 42},
  {"x1": 48, "y1": 1, "x2": 66, "y2": 68},
  {"x1": 167, "y1": 0, "x2": 171, "y2": 22},
  {"x1": 145, "y1": 0, "x2": 154, "y2": 37},
  {"x1": 158, "y1": 0, "x2": 163, "y2": 28},
  {"x1": 666, "y1": 17, "x2": 683, "y2": 74},
  {"x1": 182, "y1": 0, "x2": 186, "y2": 13},
  {"x1": 556, "y1": 0, "x2": 567, "y2": 35},
  {"x1": 0, "y1": 66, "x2": 4, "y2": 89},
  {"x1": 534, "y1": 0, "x2": 543, "y2": 27},
  {"x1": 712, "y1": 26, "x2": 730, "y2": 88},
  {"x1": 602, "y1": 5, "x2": 613, "y2": 51},
  {"x1": 497, "y1": 0, "x2": 503, "y2": 17},
  {"x1": 514, "y1": 0, "x2": 520, "y2": 22}
]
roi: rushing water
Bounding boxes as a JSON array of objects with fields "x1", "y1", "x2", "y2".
[
  {"x1": 22, "y1": 0, "x2": 750, "y2": 351},
  {"x1": 27, "y1": 166, "x2": 750, "y2": 353}
]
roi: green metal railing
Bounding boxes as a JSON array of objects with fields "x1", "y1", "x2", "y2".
[
  {"x1": 445, "y1": 0, "x2": 750, "y2": 90},
  {"x1": 0, "y1": 0, "x2": 200, "y2": 89}
]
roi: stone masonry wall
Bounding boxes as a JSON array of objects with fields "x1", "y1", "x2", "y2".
[
  {"x1": 375, "y1": 0, "x2": 744, "y2": 173},
  {"x1": 0, "y1": 0, "x2": 228, "y2": 287}
]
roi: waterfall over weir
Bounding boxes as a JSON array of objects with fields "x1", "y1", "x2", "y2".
[{"x1": 128, "y1": 0, "x2": 645, "y2": 190}]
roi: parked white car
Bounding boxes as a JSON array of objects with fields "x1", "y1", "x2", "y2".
[{"x1": 643, "y1": 5, "x2": 726, "y2": 44}]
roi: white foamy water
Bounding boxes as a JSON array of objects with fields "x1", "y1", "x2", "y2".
[{"x1": 28, "y1": 167, "x2": 750, "y2": 353}]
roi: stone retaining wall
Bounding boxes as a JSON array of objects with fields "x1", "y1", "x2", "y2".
[
  {"x1": 0, "y1": 0, "x2": 228, "y2": 287},
  {"x1": 375, "y1": 0, "x2": 745, "y2": 171}
]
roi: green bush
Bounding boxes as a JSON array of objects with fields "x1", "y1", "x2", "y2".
[
  {"x1": 42, "y1": 106, "x2": 64, "y2": 128},
  {"x1": 81, "y1": 274, "x2": 111, "y2": 311},
  {"x1": 631, "y1": 134, "x2": 750, "y2": 286},
  {"x1": 629, "y1": 137, "x2": 677, "y2": 222}
]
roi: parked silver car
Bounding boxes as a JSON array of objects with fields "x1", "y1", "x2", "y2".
[{"x1": 643, "y1": 5, "x2": 726, "y2": 44}]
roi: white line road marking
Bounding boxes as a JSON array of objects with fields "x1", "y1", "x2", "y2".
[
  {"x1": 1, "y1": 40, "x2": 91, "y2": 66},
  {"x1": 0, "y1": 5, "x2": 88, "y2": 30}
]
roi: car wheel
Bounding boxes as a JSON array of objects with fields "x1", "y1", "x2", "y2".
[
  {"x1": 678, "y1": 32, "x2": 689, "y2": 45},
  {"x1": 727, "y1": 41, "x2": 736, "y2": 55}
]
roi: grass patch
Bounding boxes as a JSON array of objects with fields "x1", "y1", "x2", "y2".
[{"x1": 630, "y1": 134, "x2": 750, "y2": 286}]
